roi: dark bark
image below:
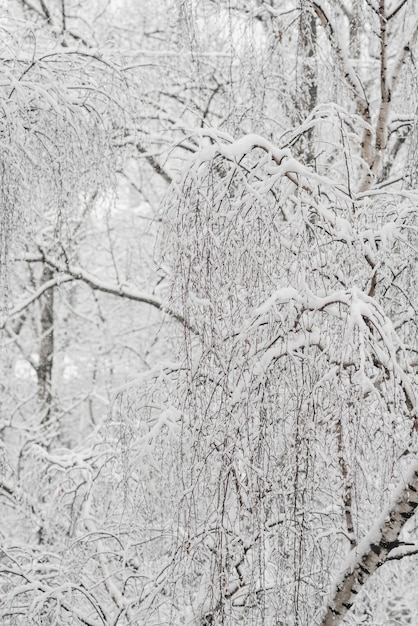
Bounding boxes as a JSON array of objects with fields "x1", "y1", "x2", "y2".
[{"x1": 37, "y1": 263, "x2": 54, "y2": 419}]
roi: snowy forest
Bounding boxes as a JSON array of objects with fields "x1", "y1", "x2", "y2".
[{"x1": 1, "y1": 0, "x2": 418, "y2": 624}]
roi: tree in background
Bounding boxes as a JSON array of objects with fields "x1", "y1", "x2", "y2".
[{"x1": 1, "y1": 1, "x2": 418, "y2": 625}]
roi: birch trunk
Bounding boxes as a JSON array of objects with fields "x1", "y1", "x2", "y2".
[{"x1": 320, "y1": 461, "x2": 418, "y2": 625}]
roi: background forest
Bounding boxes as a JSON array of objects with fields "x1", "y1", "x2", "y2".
[{"x1": 1, "y1": 0, "x2": 418, "y2": 624}]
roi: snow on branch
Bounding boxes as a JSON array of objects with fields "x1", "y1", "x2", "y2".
[
  {"x1": 197, "y1": 131, "x2": 352, "y2": 200},
  {"x1": 241, "y1": 282, "x2": 417, "y2": 419}
]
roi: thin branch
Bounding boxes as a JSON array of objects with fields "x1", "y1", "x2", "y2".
[
  {"x1": 61, "y1": 0, "x2": 66, "y2": 32},
  {"x1": 310, "y1": 1, "x2": 369, "y2": 108},
  {"x1": 0, "y1": 276, "x2": 73, "y2": 330},
  {"x1": 388, "y1": 0, "x2": 409, "y2": 20},
  {"x1": 18, "y1": 0, "x2": 44, "y2": 18},
  {"x1": 38, "y1": 0, "x2": 52, "y2": 22},
  {"x1": 136, "y1": 143, "x2": 172, "y2": 184},
  {"x1": 389, "y1": 19, "x2": 418, "y2": 95}
]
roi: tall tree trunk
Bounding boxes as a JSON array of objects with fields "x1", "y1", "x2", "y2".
[{"x1": 37, "y1": 263, "x2": 54, "y2": 421}]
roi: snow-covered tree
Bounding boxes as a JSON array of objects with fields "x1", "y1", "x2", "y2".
[
  {"x1": 1, "y1": 1, "x2": 418, "y2": 625},
  {"x1": 162, "y1": 1, "x2": 418, "y2": 623}
]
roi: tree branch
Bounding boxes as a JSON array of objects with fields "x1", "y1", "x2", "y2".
[
  {"x1": 389, "y1": 19, "x2": 418, "y2": 96},
  {"x1": 136, "y1": 143, "x2": 173, "y2": 185},
  {"x1": 0, "y1": 275, "x2": 73, "y2": 330},
  {"x1": 388, "y1": 0, "x2": 409, "y2": 20},
  {"x1": 36, "y1": 250, "x2": 193, "y2": 331},
  {"x1": 309, "y1": 1, "x2": 370, "y2": 111}
]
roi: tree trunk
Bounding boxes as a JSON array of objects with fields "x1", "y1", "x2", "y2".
[
  {"x1": 320, "y1": 460, "x2": 418, "y2": 625},
  {"x1": 37, "y1": 263, "x2": 54, "y2": 420}
]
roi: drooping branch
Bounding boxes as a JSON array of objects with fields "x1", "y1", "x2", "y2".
[{"x1": 320, "y1": 460, "x2": 418, "y2": 626}]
